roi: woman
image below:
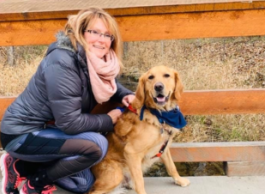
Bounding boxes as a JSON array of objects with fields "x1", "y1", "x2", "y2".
[{"x1": 0, "y1": 7, "x2": 134, "y2": 194}]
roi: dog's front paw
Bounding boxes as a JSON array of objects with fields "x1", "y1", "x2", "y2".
[{"x1": 175, "y1": 177, "x2": 190, "y2": 187}]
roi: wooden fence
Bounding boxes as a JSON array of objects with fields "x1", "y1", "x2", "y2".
[{"x1": 1, "y1": 0, "x2": 265, "y2": 176}]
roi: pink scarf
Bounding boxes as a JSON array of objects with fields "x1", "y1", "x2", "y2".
[{"x1": 86, "y1": 50, "x2": 120, "y2": 104}]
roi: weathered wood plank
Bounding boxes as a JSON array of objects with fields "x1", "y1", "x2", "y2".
[
  {"x1": 170, "y1": 142, "x2": 265, "y2": 162},
  {"x1": 1, "y1": 89, "x2": 265, "y2": 120},
  {"x1": 118, "y1": 9, "x2": 265, "y2": 42},
  {"x1": 180, "y1": 89, "x2": 265, "y2": 115},
  {"x1": 0, "y1": 20, "x2": 65, "y2": 46},
  {"x1": 0, "y1": 97, "x2": 16, "y2": 121},
  {"x1": 91, "y1": 89, "x2": 265, "y2": 115},
  {"x1": 0, "y1": 0, "x2": 265, "y2": 21},
  {"x1": 225, "y1": 161, "x2": 265, "y2": 176},
  {"x1": 1, "y1": 9, "x2": 265, "y2": 46}
]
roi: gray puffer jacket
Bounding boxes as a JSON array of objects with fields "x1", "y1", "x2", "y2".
[{"x1": 1, "y1": 32, "x2": 133, "y2": 135}]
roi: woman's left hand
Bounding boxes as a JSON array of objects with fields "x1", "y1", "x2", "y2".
[{"x1": 122, "y1": 94, "x2": 135, "y2": 107}]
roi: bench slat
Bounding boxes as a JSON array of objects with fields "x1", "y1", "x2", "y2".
[
  {"x1": 170, "y1": 142, "x2": 265, "y2": 162},
  {"x1": 0, "y1": 1, "x2": 264, "y2": 21},
  {"x1": 180, "y1": 89, "x2": 265, "y2": 115},
  {"x1": 0, "y1": 97, "x2": 16, "y2": 122},
  {"x1": 0, "y1": 0, "x2": 262, "y2": 14},
  {"x1": 1, "y1": 6, "x2": 265, "y2": 45},
  {"x1": 1, "y1": 89, "x2": 265, "y2": 121}
]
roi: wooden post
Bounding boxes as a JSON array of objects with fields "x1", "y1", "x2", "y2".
[
  {"x1": 7, "y1": 46, "x2": 15, "y2": 66},
  {"x1": 225, "y1": 161, "x2": 265, "y2": 176}
]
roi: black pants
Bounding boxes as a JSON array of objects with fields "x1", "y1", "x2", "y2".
[{"x1": 2, "y1": 128, "x2": 108, "y2": 193}]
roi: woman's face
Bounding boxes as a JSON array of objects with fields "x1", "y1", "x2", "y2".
[{"x1": 84, "y1": 18, "x2": 113, "y2": 59}]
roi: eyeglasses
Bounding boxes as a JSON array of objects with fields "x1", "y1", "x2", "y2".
[{"x1": 84, "y1": 30, "x2": 114, "y2": 42}]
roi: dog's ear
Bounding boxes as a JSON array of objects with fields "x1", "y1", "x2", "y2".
[
  {"x1": 174, "y1": 71, "x2": 184, "y2": 101},
  {"x1": 134, "y1": 75, "x2": 145, "y2": 107}
]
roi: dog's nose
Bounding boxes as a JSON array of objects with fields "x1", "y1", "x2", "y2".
[{"x1": 154, "y1": 82, "x2": 164, "y2": 92}]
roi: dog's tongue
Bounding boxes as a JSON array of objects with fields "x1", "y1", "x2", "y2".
[{"x1": 156, "y1": 97, "x2": 166, "y2": 102}]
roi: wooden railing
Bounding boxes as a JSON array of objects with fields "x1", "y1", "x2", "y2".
[{"x1": 1, "y1": 0, "x2": 265, "y2": 176}]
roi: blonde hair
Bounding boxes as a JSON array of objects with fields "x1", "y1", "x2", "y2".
[{"x1": 65, "y1": 7, "x2": 123, "y2": 69}]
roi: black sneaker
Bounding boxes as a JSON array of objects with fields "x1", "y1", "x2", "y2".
[
  {"x1": 1, "y1": 153, "x2": 26, "y2": 194},
  {"x1": 20, "y1": 180, "x2": 56, "y2": 194}
]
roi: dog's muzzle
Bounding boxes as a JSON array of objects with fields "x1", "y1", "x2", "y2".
[
  {"x1": 153, "y1": 82, "x2": 169, "y2": 105},
  {"x1": 153, "y1": 93, "x2": 170, "y2": 105}
]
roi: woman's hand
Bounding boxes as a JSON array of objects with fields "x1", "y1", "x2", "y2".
[
  {"x1": 122, "y1": 94, "x2": 135, "y2": 107},
  {"x1": 108, "y1": 94, "x2": 135, "y2": 124},
  {"x1": 107, "y1": 109, "x2": 122, "y2": 124}
]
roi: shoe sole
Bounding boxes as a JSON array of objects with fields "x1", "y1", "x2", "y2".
[
  {"x1": 19, "y1": 186, "x2": 26, "y2": 194},
  {"x1": 1, "y1": 153, "x2": 8, "y2": 194},
  {"x1": 1, "y1": 153, "x2": 22, "y2": 194},
  {"x1": 19, "y1": 181, "x2": 31, "y2": 194}
]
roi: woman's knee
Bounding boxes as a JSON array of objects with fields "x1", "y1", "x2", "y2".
[
  {"x1": 84, "y1": 141, "x2": 103, "y2": 162},
  {"x1": 79, "y1": 132, "x2": 108, "y2": 160}
]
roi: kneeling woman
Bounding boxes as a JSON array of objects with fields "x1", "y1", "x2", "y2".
[{"x1": 1, "y1": 7, "x2": 134, "y2": 194}]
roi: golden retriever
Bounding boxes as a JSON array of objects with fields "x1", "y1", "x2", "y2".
[{"x1": 88, "y1": 65, "x2": 190, "y2": 194}]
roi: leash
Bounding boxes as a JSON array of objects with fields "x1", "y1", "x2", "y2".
[
  {"x1": 151, "y1": 139, "x2": 169, "y2": 158},
  {"x1": 117, "y1": 104, "x2": 186, "y2": 159},
  {"x1": 127, "y1": 104, "x2": 138, "y2": 115},
  {"x1": 116, "y1": 104, "x2": 138, "y2": 115},
  {"x1": 150, "y1": 122, "x2": 173, "y2": 159},
  {"x1": 44, "y1": 120, "x2": 55, "y2": 128},
  {"x1": 45, "y1": 104, "x2": 137, "y2": 129}
]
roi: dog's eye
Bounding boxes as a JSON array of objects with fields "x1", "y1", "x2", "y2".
[
  {"x1": 164, "y1": 74, "x2": 170, "y2": 78},
  {"x1": 148, "y1": 75, "x2": 154, "y2": 80}
]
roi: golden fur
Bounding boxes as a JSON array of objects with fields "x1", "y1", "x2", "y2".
[{"x1": 88, "y1": 66, "x2": 190, "y2": 194}]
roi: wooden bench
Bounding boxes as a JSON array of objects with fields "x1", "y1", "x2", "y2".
[{"x1": 1, "y1": 0, "x2": 265, "y2": 176}]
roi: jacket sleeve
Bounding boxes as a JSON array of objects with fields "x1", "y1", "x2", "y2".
[
  {"x1": 43, "y1": 58, "x2": 113, "y2": 135},
  {"x1": 110, "y1": 80, "x2": 134, "y2": 103}
]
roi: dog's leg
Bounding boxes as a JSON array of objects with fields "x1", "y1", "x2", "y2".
[
  {"x1": 124, "y1": 152, "x2": 147, "y2": 194},
  {"x1": 88, "y1": 161, "x2": 124, "y2": 194},
  {"x1": 161, "y1": 148, "x2": 190, "y2": 187}
]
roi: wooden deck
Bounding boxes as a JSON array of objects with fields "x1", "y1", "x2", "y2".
[{"x1": 1, "y1": 174, "x2": 265, "y2": 194}]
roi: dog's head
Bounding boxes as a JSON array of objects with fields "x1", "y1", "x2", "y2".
[{"x1": 133, "y1": 65, "x2": 183, "y2": 111}]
